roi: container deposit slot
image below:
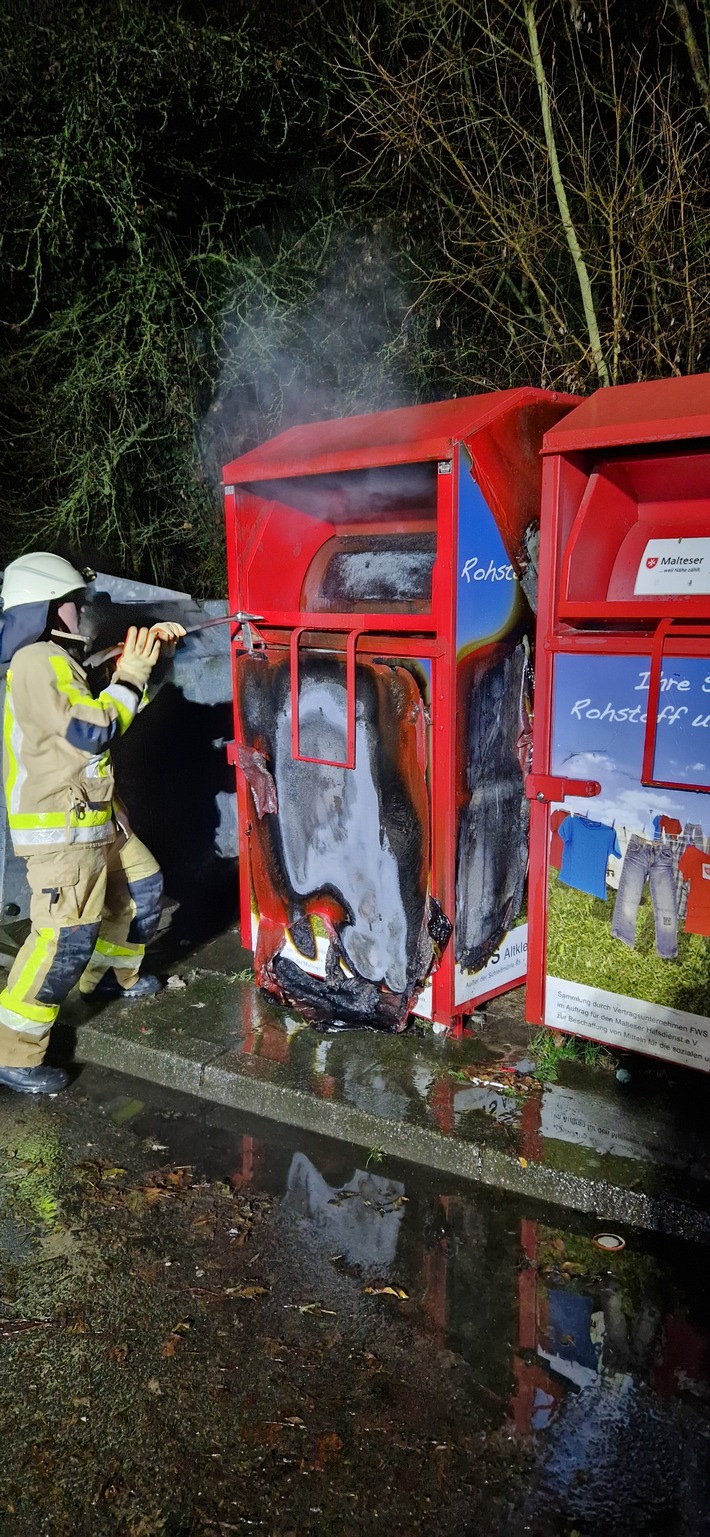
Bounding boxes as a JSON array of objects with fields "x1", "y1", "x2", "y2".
[{"x1": 242, "y1": 461, "x2": 438, "y2": 617}]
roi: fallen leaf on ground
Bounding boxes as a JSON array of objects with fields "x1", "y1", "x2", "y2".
[
  {"x1": 189, "y1": 1215, "x2": 216, "y2": 1241},
  {"x1": 161, "y1": 1318, "x2": 192, "y2": 1357},
  {"x1": 124, "y1": 1186, "x2": 163, "y2": 1214},
  {"x1": 110, "y1": 1098, "x2": 144, "y2": 1127},
  {"x1": 108, "y1": 1343, "x2": 129, "y2": 1363},
  {"x1": 363, "y1": 1285, "x2": 409, "y2": 1300},
  {"x1": 313, "y1": 1431, "x2": 343, "y2": 1470},
  {"x1": 284, "y1": 1301, "x2": 336, "y2": 1316},
  {"x1": 133, "y1": 1260, "x2": 163, "y2": 1282},
  {"x1": 223, "y1": 1283, "x2": 269, "y2": 1299}
]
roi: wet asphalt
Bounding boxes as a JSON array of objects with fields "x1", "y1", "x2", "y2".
[{"x1": 0, "y1": 1063, "x2": 709, "y2": 1536}]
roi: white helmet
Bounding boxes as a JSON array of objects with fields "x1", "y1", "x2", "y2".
[{"x1": 1, "y1": 552, "x2": 95, "y2": 610}]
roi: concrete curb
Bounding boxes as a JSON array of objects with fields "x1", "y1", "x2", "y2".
[{"x1": 74, "y1": 1020, "x2": 710, "y2": 1244}]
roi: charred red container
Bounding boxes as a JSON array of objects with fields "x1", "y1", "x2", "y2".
[
  {"x1": 527, "y1": 373, "x2": 710, "y2": 1071},
  {"x1": 223, "y1": 390, "x2": 575, "y2": 1031}
]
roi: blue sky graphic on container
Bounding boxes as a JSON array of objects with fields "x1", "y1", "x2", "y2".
[
  {"x1": 552, "y1": 653, "x2": 710, "y2": 836},
  {"x1": 456, "y1": 456, "x2": 519, "y2": 654}
]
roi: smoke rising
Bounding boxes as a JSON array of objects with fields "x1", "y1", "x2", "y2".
[{"x1": 198, "y1": 222, "x2": 425, "y2": 487}]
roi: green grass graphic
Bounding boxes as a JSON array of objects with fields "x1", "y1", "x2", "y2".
[{"x1": 546, "y1": 870, "x2": 710, "y2": 1017}]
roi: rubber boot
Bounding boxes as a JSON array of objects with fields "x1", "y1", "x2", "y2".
[
  {"x1": 81, "y1": 969, "x2": 162, "y2": 1001},
  {"x1": 0, "y1": 1063, "x2": 69, "y2": 1094}
]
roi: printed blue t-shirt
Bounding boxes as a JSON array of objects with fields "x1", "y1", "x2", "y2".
[{"x1": 557, "y1": 816, "x2": 621, "y2": 900}]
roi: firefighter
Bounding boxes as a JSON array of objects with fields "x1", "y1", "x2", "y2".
[{"x1": 0, "y1": 551, "x2": 186, "y2": 1094}]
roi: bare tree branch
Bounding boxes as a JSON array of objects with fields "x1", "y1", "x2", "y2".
[
  {"x1": 523, "y1": 0, "x2": 610, "y2": 385},
  {"x1": 673, "y1": 0, "x2": 710, "y2": 122}
]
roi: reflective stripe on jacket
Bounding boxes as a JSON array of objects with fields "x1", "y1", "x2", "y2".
[{"x1": 3, "y1": 642, "x2": 140, "y2": 854}]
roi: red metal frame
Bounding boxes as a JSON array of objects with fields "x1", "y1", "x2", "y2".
[
  {"x1": 289, "y1": 625, "x2": 361, "y2": 769},
  {"x1": 225, "y1": 485, "x2": 254, "y2": 943},
  {"x1": 430, "y1": 454, "x2": 457, "y2": 1027},
  {"x1": 525, "y1": 451, "x2": 562, "y2": 1029},
  {"x1": 245, "y1": 608, "x2": 438, "y2": 633},
  {"x1": 258, "y1": 630, "x2": 445, "y2": 661},
  {"x1": 641, "y1": 619, "x2": 710, "y2": 791},
  {"x1": 526, "y1": 774, "x2": 601, "y2": 804}
]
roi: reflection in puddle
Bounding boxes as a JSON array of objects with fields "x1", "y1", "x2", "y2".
[
  {"x1": 283, "y1": 1153, "x2": 407, "y2": 1271},
  {"x1": 540, "y1": 1082, "x2": 687, "y2": 1166},
  {"x1": 452, "y1": 1083, "x2": 518, "y2": 1125}
]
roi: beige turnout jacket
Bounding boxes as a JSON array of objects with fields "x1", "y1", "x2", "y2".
[{"x1": 3, "y1": 641, "x2": 141, "y2": 856}]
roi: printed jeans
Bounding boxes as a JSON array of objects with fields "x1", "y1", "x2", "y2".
[{"x1": 611, "y1": 835, "x2": 678, "y2": 959}]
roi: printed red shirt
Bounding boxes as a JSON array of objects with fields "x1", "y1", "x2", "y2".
[
  {"x1": 549, "y1": 809, "x2": 567, "y2": 871},
  {"x1": 679, "y1": 845, "x2": 710, "y2": 937}
]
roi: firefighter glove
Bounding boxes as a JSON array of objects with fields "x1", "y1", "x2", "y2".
[
  {"x1": 148, "y1": 621, "x2": 187, "y2": 647},
  {"x1": 114, "y1": 626, "x2": 162, "y2": 689}
]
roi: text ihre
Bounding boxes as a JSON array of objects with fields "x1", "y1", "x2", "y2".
[{"x1": 571, "y1": 667, "x2": 710, "y2": 728}]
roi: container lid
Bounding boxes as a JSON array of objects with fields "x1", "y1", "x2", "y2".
[
  {"x1": 543, "y1": 373, "x2": 710, "y2": 454},
  {"x1": 223, "y1": 388, "x2": 574, "y2": 483}
]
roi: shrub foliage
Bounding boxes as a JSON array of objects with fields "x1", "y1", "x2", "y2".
[{"x1": 1, "y1": 0, "x2": 709, "y2": 592}]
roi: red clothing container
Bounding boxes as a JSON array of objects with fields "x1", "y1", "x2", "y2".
[
  {"x1": 223, "y1": 389, "x2": 574, "y2": 1031},
  {"x1": 526, "y1": 373, "x2": 710, "y2": 1071}
]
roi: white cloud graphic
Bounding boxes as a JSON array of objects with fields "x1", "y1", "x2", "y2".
[{"x1": 553, "y1": 750, "x2": 696, "y2": 836}]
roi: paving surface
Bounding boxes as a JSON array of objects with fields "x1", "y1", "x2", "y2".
[
  {"x1": 1, "y1": 1062, "x2": 710, "y2": 1535},
  {"x1": 0, "y1": 926, "x2": 699, "y2": 1243}
]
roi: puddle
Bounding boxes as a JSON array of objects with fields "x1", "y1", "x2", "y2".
[
  {"x1": 0, "y1": 1060, "x2": 701, "y2": 1534},
  {"x1": 74, "y1": 1065, "x2": 710, "y2": 1426}
]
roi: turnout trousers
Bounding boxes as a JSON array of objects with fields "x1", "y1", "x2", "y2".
[{"x1": 0, "y1": 832, "x2": 163, "y2": 1068}]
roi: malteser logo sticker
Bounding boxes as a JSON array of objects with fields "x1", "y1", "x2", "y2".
[{"x1": 635, "y1": 538, "x2": 710, "y2": 596}]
